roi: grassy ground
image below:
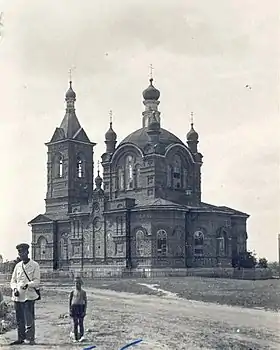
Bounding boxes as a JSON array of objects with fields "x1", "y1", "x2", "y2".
[
  {"x1": 41, "y1": 276, "x2": 280, "y2": 312},
  {"x1": 2, "y1": 277, "x2": 280, "y2": 311}
]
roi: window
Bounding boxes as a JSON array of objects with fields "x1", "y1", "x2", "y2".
[
  {"x1": 194, "y1": 248, "x2": 203, "y2": 256},
  {"x1": 194, "y1": 231, "x2": 204, "y2": 246},
  {"x1": 60, "y1": 237, "x2": 68, "y2": 260},
  {"x1": 135, "y1": 164, "x2": 141, "y2": 188},
  {"x1": 53, "y1": 154, "x2": 63, "y2": 178},
  {"x1": 173, "y1": 155, "x2": 181, "y2": 188},
  {"x1": 216, "y1": 229, "x2": 229, "y2": 256},
  {"x1": 73, "y1": 220, "x2": 80, "y2": 238},
  {"x1": 183, "y1": 169, "x2": 188, "y2": 189},
  {"x1": 38, "y1": 237, "x2": 47, "y2": 260},
  {"x1": 118, "y1": 167, "x2": 124, "y2": 190},
  {"x1": 147, "y1": 176, "x2": 153, "y2": 185},
  {"x1": 194, "y1": 231, "x2": 204, "y2": 257},
  {"x1": 157, "y1": 229, "x2": 167, "y2": 256},
  {"x1": 116, "y1": 216, "x2": 124, "y2": 236},
  {"x1": 115, "y1": 243, "x2": 124, "y2": 255},
  {"x1": 223, "y1": 230, "x2": 228, "y2": 255},
  {"x1": 73, "y1": 246, "x2": 81, "y2": 256},
  {"x1": 77, "y1": 157, "x2": 84, "y2": 178},
  {"x1": 136, "y1": 230, "x2": 145, "y2": 256},
  {"x1": 125, "y1": 155, "x2": 134, "y2": 190},
  {"x1": 167, "y1": 165, "x2": 172, "y2": 188},
  {"x1": 58, "y1": 157, "x2": 63, "y2": 177}
]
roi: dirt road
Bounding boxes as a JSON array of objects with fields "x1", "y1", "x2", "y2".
[{"x1": 0, "y1": 286, "x2": 279, "y2": 349}]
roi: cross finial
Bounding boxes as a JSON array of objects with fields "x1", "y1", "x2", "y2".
[
  {"x1": 69, "y1": 68, "x2": 72, "y2": 82},
  {"x1": 68, "y1": 66, "x2": 76, "y2": 83},
  {"x1": 109, "y1": 110, "x2": 113, "y2": 124},
  {"x1": 149, "y1": 64, "x2": 154, "y2": 80},
  {"x1": 97, "y1": 160, "x2": 100, "y2": 174},
  {"x1": 190, "y1": 112, "x2": 194, "y2": 125}
]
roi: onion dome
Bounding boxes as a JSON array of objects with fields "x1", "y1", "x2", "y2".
[
  {"x1": 105, "y1": 122, "x2": 117, "y2": 142},
  {"x1": 142, "y1": 78, "x2": 160, "y2": 101},
  {"x1": 95, "y1": 170, "x2": 103, "y2": 189},
  {"x1": 187, "y1": 122, "x2": 199, "y2": 141},
  {"x1": 65, "y1": 81, "x2": 76, "y2": 100}
]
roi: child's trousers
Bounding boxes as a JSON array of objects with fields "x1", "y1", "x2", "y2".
[{"x1": 71, "y1": 304, "x2": 85, "y2": 340}]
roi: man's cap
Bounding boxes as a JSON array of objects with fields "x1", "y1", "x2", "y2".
[{"x1": 16, "y1": 243, "x2": 30, "y2": 251}]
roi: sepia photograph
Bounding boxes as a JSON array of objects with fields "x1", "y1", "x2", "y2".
[{"x1": 0, "y1": 0, "x2": 279, "y2": 349}]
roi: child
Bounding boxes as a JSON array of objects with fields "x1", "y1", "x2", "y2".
[{"x1": 69, "y1": 276, "x2": 87, "y2": 342}]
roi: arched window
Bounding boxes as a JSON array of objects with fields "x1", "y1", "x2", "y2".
[
  {"x1": 38, "y1": 237, "x2": 47, "y2": 260},
  {"x1": 183, "y1": 169, "x2": 188, "y2": 189},
  {"x1": 53, "y1": 154, "x2": 63, "y2": 178},
  {"x1": 173, "y1": 155, "x2": 181, "y2": 188},
  {"x1": 136, "y1": 229, "x2": 145, "y2": 256},
  {"x1": 223, "y1": 230, "x2": 228, "y2": 255},
  {"x1": 76, "y1": 155, "x2": 85, "y2": 178},
  {"x1": 118, "y1": 167, "x2": 124, "y2": 190},
  {"x1": 216, "y1": 228, "x2": 228, "y2": 256},
  {"x1": 125, "y1": 155, "x2": 134, "y2": 190},
  {"x1": 60, "y1": 237, "x2": 68, "y2": 260},
  {"x1": 194, "y1": 230, "x2": 204, "y2": 256},
  {"x1": 157, "y1": 229, "x2": 167, "y2": 256},
  {"x1": 135, "y1": 164, "x2": 141, "y2": 188},
  {"x1": 167, "y1": 164, "x2": 172, "y2": 188},
  {"x1": 58, "y1": 157, "x2": 63, "y2": 177},
  {"x1": 116, "y1": 216, "x2": 124, "y2": 235}
]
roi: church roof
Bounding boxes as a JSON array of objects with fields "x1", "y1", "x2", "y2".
[
  {"x1": 28, "y1": 214, "x2": 53, "y2": 225},
  {"x1": 200, "y1": 202, "x2": 249, "y2": 217},
  {"x1": 59, "y1": 110, "x2": 82, "y2": 139},
  {"x1": 47, "y1": 81, "x2": 95, "y2": 145},
  {"x1": 119, "y1": 127, "x2": 184, "y2": 150},
  {"x1": 133, "y1": 197, "x2": 186, "y2": 210}
]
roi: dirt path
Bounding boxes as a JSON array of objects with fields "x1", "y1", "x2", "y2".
[{"x1": 0, "y1": 287, "x2": 279, "y2": 349}]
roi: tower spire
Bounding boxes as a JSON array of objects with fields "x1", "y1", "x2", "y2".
[
  {"x1": 142, "y1": 67, "x2": 161, "y2": 130},
  {"x1": 105, "y1": 109, "x2": 117, "y2": 153},
  {"x1": 58, "y1": 74, "x2": 82, "y2": 139},
  {"x1": 187, "y1": 111, "x2": 199, "y2": 153}
]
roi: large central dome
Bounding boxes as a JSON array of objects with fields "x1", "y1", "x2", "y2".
[{"x1": 119, "y1": 127, "x2": 183, "y2": 150}]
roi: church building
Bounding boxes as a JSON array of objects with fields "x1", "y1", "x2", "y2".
[{"x1": 28, "y1": 77, "x2": 249, "y2": 272}]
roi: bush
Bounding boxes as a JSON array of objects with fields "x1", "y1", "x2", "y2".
[
  {"x1": 232, "y1": 251, "x2": 257, "y2": 269},
  {"x1": 258, "y1": 257, "x2": 268, "y2": 269}
]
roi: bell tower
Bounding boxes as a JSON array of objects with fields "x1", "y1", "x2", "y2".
[{"x1": 45, "y1": 80, "x2": 96, "y2": 215}]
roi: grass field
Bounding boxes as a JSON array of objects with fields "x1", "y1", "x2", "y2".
[{"x1": 39, "y1": 276, "x2": 280, "y2": 311}]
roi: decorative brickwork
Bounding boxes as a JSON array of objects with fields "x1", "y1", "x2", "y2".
[{"x1": 29, "y1": 78, "x2": 249, "y2": 271}]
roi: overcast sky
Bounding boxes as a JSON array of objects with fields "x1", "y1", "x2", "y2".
[{"x1": 0, "y1": 0, "x2": 279, "y2": 261}]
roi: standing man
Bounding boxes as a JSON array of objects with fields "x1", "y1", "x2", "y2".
[{"x1": 10, "y1": 243, "x2": 40, "y2": 345}]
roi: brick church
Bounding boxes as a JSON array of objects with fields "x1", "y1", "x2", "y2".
[{"x1": 28, "y1": 77, "x2": 249, "y2": 272}]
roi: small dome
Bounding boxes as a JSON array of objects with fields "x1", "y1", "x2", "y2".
[
  {"x1": 65, "y1": 81, "x2": 76, "y2": 99},
  {"x1": 105, "y1": 122, "x2": 117, "y2": 142},
  {"x1": 187, "y1": 123, "x2": 199, "y2": 141},
  {"x1": 95, "y1": 171, "x2": 103, "y2": 188},
  {"x1": 143, "y1": 78, "x2": 160, "y2": 101}
]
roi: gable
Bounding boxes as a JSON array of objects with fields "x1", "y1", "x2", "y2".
[
  {"x1": 49, "y1": 128, "x2": 65, "y2": 143},
  {"x1": 73, "y1": 128, "x2": 92, "y2": 143},
  {"x1": 28, "y1": 214, "x2": 53, "y2": 225}
]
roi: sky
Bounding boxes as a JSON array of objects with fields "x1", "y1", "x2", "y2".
[{"x1": 0, "y1": 0, "x2": 279, "y2": 261}]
